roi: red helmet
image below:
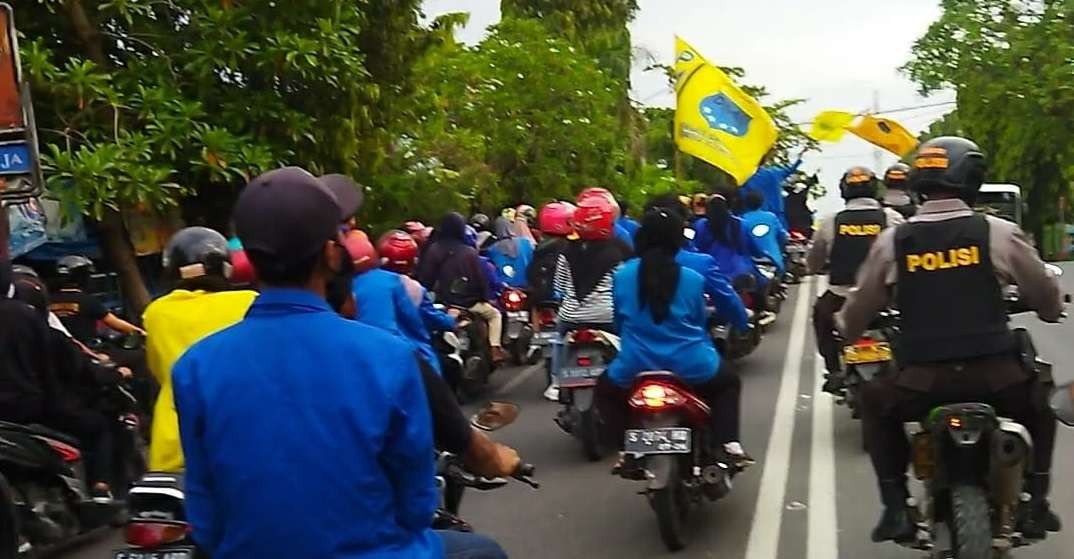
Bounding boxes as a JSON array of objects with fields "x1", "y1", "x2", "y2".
[
  {"x1": 538, "y1": 201, "x2": 576, "y2": 236},
  {"x1": 343, "y1": 233, "x2": 378, "y2": 273},
  {"x1": 229, "y1": 249, "x2": 257, "y2": 285},
  {"x1": 403, "y1": 221, "x2": 431, "y2": 245},
  {"x1": 573, "y1": 188, "x2": 619, "y2": 241},
  {"x1": 377, "y1": 230, "x2": 419, "y2": 275}
]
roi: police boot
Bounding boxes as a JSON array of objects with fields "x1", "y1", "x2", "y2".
[
  {"x1": 1020, "y1": 473, "x2": 1061, "y2": 539},
  {"x1": 822, "y1": 372, "x2": 846, "y2": 396},
  {"x1": 871, "y1": 478, "x2": 916, "y2": 543}
]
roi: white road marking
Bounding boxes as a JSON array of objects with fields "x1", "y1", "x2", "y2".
[
  {"x1": 808, "y1": 277, "x2": 839, "y2": 559},
  {"x1": 745, "y1": 276, "x2": 814, "y2": 559},
  {"x1": 496, "y1": 362, "x2": 544, "y2": 395}
]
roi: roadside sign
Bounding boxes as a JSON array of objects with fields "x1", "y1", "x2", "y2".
[
  {"x1": 0, "y1": 3, "x2": 42, "y2": 200},
  {"x1": 0, "y1": 4, "x2": 21, "y2": 130},
  {"x1": 0, "y1": 141, "x2": 30, "y2": 174}
]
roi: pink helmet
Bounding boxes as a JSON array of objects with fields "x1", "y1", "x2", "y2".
[{"x1": 538, "y1": 201, "x2": 576, "y2": 236}]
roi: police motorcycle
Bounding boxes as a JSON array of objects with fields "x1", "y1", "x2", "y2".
[
  {"x1": 892, "y1": 286, "x2": 1068, "y2": 559},
  {"x1": 0, "y1": 369, "x2": 145, "y2": 559},
  {"x1": 615, "y1": 372, "x2": 741, "y2": 552},
  {"x1": 434, "y1": 403, "x2": 539, "y2": 533},
  {"x1": 839, "y1": 309, "x2": 900, "y2": 448},
  {"x1": 554, "y1": 328, "x2": 620, "y2": 461}
]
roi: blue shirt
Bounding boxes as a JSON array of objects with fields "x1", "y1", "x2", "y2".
[
  {"x1": 614, "y1": 221, "x2": 635, "y2": 250},
  {"x1": 486, "y1": 238, "x2": 534, "y2": 289},
  {"x1": 609, "y1": 260, "x2": 720, "y2": 388},
  {"x1": 618, "y1": 216, "x2": 641, "y2": 237},
  {"x1": 675, "y1": 250, "x2": 749, "y2": 330},
  {"x1": 692, "y1": 217, "x2": 766, "y2": 285},
  {"x1": 740, "y1": 159, "x2": 803, "y2": 228},
  {"x1": 353, "y1": 268, "x2": 441, "y2": 374},
  {"x1": 740, "y1": 209, "x2": 788, "y2": 276},
  {"x1": 173, "y1": 289, "x2": 440, "y2": 559}
]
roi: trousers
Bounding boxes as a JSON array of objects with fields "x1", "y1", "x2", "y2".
[
  {"x1": 468, "y1": 302, "x2": 503, "y2": 349},
  {"x1": 812, "y1": 290, "x2": 846, "y2": 374}
]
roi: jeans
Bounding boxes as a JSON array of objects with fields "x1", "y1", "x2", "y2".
[{"x1": 437, "y1": 530, "x2": 508, "y2": 559}]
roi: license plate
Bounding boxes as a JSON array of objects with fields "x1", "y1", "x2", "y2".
[
  {"x1": 507, "y1": 311, "x2": 528, "y2": 321},
  {"x1": 114, "y1": 548, "x2": 195, "y2": 559},
  {"x1": 843, "y1": 341, "x2": 892, "y2": 364},
  {"x1": 537, "y1": 331, "x2": 558, "y2": 343},
  {"x1": 624, "y1": 428, "x2": 692, "y2": 454},
  {"x1": 559, "y1": 366, "x2": 604, "y2": 388}
]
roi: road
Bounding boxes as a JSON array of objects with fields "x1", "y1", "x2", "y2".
[{"x1": 73, "y1": 268, "x2": 1074, "y2": 558}]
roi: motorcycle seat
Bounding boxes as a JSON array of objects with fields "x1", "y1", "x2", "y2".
[{"x1": 0, "y1": 421, "x2": 81, "y2": 447}]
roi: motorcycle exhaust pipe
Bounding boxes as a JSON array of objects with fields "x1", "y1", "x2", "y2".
[
  {"x1": 701, "y1": 464, "x2": 731, "y2": 500},
  {"x1": 990, "y1": 429, "x2": 1029, "y2": 509}
]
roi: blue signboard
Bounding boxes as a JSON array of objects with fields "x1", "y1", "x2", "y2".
[{"x1": 0, "y1": 141, "x2": 31, "y2": 175}]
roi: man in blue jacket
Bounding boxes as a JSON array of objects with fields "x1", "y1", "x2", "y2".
[
  {"x1": 173, "y1": 167, "x2": 505, "y2": 559},
  {"x1": 740, "y1": 151, "x2": 804, "y2": 229},
  {"x1": 740, "y1": 190, "x2": 788, "y2": 277}
]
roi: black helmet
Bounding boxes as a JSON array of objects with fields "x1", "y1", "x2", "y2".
[
  {"x1": 163, "y1": 227, "x2": 232, "y2": 281},
  {"x1": 909, "y1": 136, "x2": 986, "y2": 198},
  {"x1": 840, "y1": 166, "x2": 879, "y2": 200},
  {"x1": 883, "y1": 163, "x2": 911, "y2": 190},
  {"x1": 469, "y1": 213, "x2": 491, "y2": 232},
  {"x1": 56, "y1": 255, "x2": 95, "y2": 287}
]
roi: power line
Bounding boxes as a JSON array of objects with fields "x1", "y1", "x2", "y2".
[{"x1": 791, "y1": 100, "x2": 956, "y2": 126}]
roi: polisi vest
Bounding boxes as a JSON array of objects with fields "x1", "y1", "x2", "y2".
[
  {"x1": 829, "y1": 208, "x2": 886, "y2": 286},
  {"x1": 895, "y1": 214, "x2": 1011, "y2": 364}
]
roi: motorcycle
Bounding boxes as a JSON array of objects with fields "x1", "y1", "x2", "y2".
[
  {"x1": 450, "y1": 307, "x2": 497, "y2": 400},
  {"x1": 617, "y1": 372, "x2": 739, "y2": 551},
  {"x1": 753, "y1": 258, "x2": 786, "y2": 315},
  {"x1": 839, "y1": 309, "x2": 899, "y2": 449},
  {"x1": 705, "y1": 294, "x2": 761, "y2": 361},
  {"x1": 784, "y1": 230, "x2": 810, "y2": 284},
  {"x1": 500, "y1": 288, "x2": 538, "y2": 366},
  {"x1": 533, "y1": 302, "x2": 559, "y2": 372},
  {"x1": 0, "y1": 376, "x2": 144, "y2": 559},
  {"x1": 554, "y1": 328, "x2": 619, "y2": 461}
]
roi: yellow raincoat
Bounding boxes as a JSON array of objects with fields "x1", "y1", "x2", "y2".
[{"x1": 143, "y1": 289, "x2": 257, "y2": 471}]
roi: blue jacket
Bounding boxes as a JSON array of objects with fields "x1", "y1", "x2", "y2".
[
  {"x1": 418, "y1": 290, "x2": 456, "y2": 334},
  {"x1": 614, "y1": 221, "x2": 635, "y2": 250},
  {"x1": 740, "y1": 209, "x2": 788, "y2": 276},
  {"x1": 353, "y1": 268, "x2": 441, "y2": 374},
  {"x1": 692, "y1": 217, "x2": 767, "y2": 287},
  {"x1": 486, "y1": 238, "x2": 534, "y2": 289},
  {"x1": 740, "y1": 159, "x2": 803, "y2": 228},
  {"x1": 675, "y1": 250, "x2": 749, "y2": 330},
  {"x1": 618, "y1": 216, "x2": 641, "y2": 237},
  {"x1": 609, "y1": 260, "x2": 720, "y2": 388},
  {"x1": 173, "y1": 289, "x2": 440, "y2": 559}
]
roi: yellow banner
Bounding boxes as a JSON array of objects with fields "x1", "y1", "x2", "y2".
[
  {"x1": 674, "y1": 37, "x2": 778, "y2": 185},
  {"x1": 808, "y1": 110, "x2": 856, "y2": 142},
  {"x1": 848, "y1": 115, "x2": 919, "y2": 157}
]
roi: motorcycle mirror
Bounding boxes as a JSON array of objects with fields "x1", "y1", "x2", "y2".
[
  {"x1": 1045, "y1": 263, "x2": 1064, "y2": 278},
  {"x1": 751, "y1": 224, "x2": 770, "y2": 238},
  {"x1": 1051, "y1": 382, "x2": 1074, "y2": 427},
  {"x1": 470, "y1": 401, "x2": 520, "y2": 432}
]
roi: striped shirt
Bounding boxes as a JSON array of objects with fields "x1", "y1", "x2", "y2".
[{"x1": 553, "y1": 254, "x2": 616, "y2": 325}]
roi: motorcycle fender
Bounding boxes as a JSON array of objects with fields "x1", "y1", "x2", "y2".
[
  {"x1": 572, "y1": 388, "x2": 595, "y2": 413},
  {"x1": 645, "y1": 454, "x2": 677, "y2": 492}
]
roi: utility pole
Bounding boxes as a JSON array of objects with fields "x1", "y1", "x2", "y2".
[{"x1": 872, "y1": 90, "x2": 882, "y2": 171}]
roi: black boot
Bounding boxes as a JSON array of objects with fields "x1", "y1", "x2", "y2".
[
  {"x1": 871, "y1": 478, "x2": 916, "y2": 543},
  {"x1": 822, "y1": 372, "x2": 845, "y2": 396},
  {"x1": 1020, "y1": 473, "x2": 1062, "y2": 539}
]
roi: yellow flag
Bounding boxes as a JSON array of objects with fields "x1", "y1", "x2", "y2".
[
  {"x1": 808, "y1": 111, "x2": 856, "y2": 142},
  {"x1": 674, "y1": 37, "x2": 778, "y2": 185},
  {"x1": 848, "y1": 115, "x2": 919, "y2": 157}
]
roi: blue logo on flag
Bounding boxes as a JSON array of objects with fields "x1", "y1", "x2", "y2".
[{"x1": 698, "y1": 94, "x2": 751, "y2": 137}]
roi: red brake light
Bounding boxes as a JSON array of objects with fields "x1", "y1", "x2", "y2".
[
  {"x1": 572, "y1": 329, "x2": 597, "y2": 344},
  {"x1": 45, "y1": 439, "x2": 81, "y2": 462},
  {"x1": 741, "y1": 293, "x2": 755, "y2": 309},
  {"x1": 502, "y1": 289, "x2": 526, "y2": 311},
  {"x1": 577, "y1": 356, "x2": 593, "y2": 366},
  {"x1": 126, "y1": 521, "x2": 190, "y2": 548},
  {"x1": 629, "y1": 382, "x2": 687, "y2": 410}
]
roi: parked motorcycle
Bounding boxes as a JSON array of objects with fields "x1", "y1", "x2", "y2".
[
  {"x1": 501, "y1": 288, "x2": 538, "y2": 366},
  {"x1": 617, "y1": 372, "x2": 739, "y2": 551},
  {"x1": 784, "y1": 230, "x2": 810, "y2": 284},
  {"x1": 554, "y1": 328, "x2": 619, "y2": 461}
]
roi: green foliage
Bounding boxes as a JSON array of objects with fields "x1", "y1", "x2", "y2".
[{"x1": 905, "y1": 0, "x2": 1074, "y2": 234}]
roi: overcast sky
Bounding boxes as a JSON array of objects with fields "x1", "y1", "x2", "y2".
[{"x1": 422, "y1": 0, "x2": 956, "y2": 215}]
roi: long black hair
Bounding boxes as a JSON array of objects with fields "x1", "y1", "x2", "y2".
[
  {"x1": 705, "y1": 194, "x2": 740, "y2": 247},
  {"x1": 634, "y1": 208, "x2": 684, "y2": 324}
]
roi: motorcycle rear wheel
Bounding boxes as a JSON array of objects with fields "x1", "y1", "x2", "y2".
[
  {"x1": 652, "y1": 468, "x2": 688, "y2": 551},
  {"x1": 950, "y1": 485, "x2": 993, "y2": 559}
]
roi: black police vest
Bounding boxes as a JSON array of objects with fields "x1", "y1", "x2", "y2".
[
  {"x1": 829, "y1": 209, "x2": 886, "y2": 286},
  {"x1": 894, "y1": 214, "x2": 1012, "y2": 364}
]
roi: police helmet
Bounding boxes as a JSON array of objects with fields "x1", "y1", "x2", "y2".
[
  {"x1": 883, "y1": 163, "x2": 911, "y2": 190},
  {"x1": 908, "y1": 137, "x2": 986, "y2": 198},
  {"x1": 163, "y1": 227, "x2": 233, "y2": 281},
  {"x1": 840, "y1": 166, "x2": 879, "y2": 200},
  {"x1": 55, "y1": 255, "x2": 95, "y2": 287}
]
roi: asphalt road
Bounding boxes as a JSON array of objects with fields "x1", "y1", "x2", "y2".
[{"x1": 72, "y1": 267, "x2": 1074, "y2": 558}]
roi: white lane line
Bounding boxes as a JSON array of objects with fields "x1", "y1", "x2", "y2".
[
  {"x1": 808, "y1": 276, "x2": 839, "y2": 559},
  {"x1": 496, "y1": 362, "x2": 544, "y2": 396},
  {"x1": 745, "y1": 276, "x2": 814, "y2": 559}
]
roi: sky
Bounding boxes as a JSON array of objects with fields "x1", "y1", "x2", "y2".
[{"x1": 422, "y1": 0, "x2": 956, "y2": 216}]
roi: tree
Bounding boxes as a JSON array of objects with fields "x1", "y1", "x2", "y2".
[
  {"x1": 20, "y1": 0, "x2": 421, "y2": 313},
  {"x1": 905, "y1": 0, "x2": 1074, "y2": 238}
]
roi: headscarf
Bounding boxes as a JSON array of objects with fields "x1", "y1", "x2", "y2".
[
  {"x1": 436, "y1": 212, "x2": 468, "y2": 244},
  {"x1": 490, "y1": 216, "x2": 520, "y2": 258},
  {"x1": 564, "y1": 238, "x2": 631, "y2": 301},
  {"x1": 634, "y1": 209, "x2": 683, "y2": 324},
  {"x1": 705, "y1": 194, "x2": 741, "y2": 248},
  {"x1": 511, "y1": 216, "x2": 536, "y2": 243}
]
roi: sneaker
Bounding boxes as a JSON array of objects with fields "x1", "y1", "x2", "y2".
[
  {"x1": 543, "y1": 384, "x2": 560, "y2": 402},
  {"x1": 724, "y1": 442, "x2": 756, "y2": 470}
]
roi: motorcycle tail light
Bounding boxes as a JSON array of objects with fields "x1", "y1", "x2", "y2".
[
  {"x1": 740, "y1": 292, "x2": 755, "y2": 310},
  {"x1": 126, "y1": 521, "x2": 190, "y2": 548},
  {"x1": 577, "y1": 356, "x2": 593, "y2": 366},
  {"x1": 538, "y1": 308, "x2": 556, "y2": 326},
  {"x1": 629, "y1": 383, "x2": 687, "y2": 410},
  {"x1": 911, "y1": 432, "x2": 934, "y2": 480},
  {"x1": 502, "y1": 289, "x2": 526, "y2": 312},
  {"x1": 45, "y1": 439, "x2": 81, "y2": 463},
  {"x1": 571, "y1": 329, "x2": 597, "y2": 344}
]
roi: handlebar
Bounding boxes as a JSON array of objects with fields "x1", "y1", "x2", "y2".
[
  {"x1": 438, "y1": 453, "x2": 539, "y2": 490},
  {"x1": 513, "y1": 463, "x2": 539, "y2": 489}
]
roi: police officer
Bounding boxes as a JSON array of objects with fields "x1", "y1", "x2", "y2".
[
  {"x1": 49, "y1": 255, "x2": 145, "y2": 344},
  {"x1": 881, "y1": 162, "x2": 918, "y2": 218},
  {"x1": 839, "y1": 137, "x2": 1064, "y2": 543},
  {"x1": 808, "y1": 167, "x2": 905, "y2": 394}
]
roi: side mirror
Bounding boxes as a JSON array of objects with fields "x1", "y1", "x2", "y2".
[
  {"x1": 470, "y1": 401, "x2": 520, "y2": 432},
  {"x1": 1051, "y1": 382, "x2": 1074, "y2": 427}
]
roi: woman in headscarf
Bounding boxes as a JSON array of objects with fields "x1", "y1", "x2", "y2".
[
  {"x1": 417, "y1": 212, "x2": 507, "y2": 362},
  {"x1": 692, "y1": 194, "x2": 768, "y2": 301},
  {"x1": 600, "y1": 208, "x2": 753, "y2": 467},
  {"x1": 485, "y1": 216, "x2": 535, "y2": 289}
]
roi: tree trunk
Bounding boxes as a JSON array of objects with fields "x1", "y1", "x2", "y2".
[{"x1": 97, "y1": 209, "x2": 151, "y2": 318}]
